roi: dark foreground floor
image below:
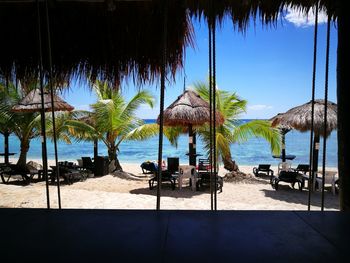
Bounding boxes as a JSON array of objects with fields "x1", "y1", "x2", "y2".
[{"x1": 0, "y1": 209, "x2": 349, "y2": 263}]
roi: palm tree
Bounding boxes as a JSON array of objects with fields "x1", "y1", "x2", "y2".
[
  {"x1": 193, "y1": 81, "x2": 281, "y2": 171},
  {"x1": 72, "y1": 80, "x2": 156, "y2": 172},
  {"x1": 0, "y1": 78, "x2": 74, "y2": 170},
  {"x1": 0, "y1": 79, "x2": 41, "y2": 169}
]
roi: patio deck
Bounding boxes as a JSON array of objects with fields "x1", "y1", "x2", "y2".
[{"x1": 0, "y1": 209, "x2": 348, "y2": 262}]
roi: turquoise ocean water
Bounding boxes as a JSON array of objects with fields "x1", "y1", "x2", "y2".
[{"x1": 0, "y1": 119, "x2": 338, "y2": 168}]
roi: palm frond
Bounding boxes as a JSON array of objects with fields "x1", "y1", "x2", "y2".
[{"x1": 233, "y1": 120, "x2": 281, "y2": 154}]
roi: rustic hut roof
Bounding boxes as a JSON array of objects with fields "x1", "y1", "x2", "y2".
[
  {"x1": 11, "y1": 88, "x2": 74, "y2": 112},
  {"x1": 271, "y1": 99, "x2": 337, "y2": 137},
  {"x1": 269, "y1": 113, "x2": 293, "y2": 132},
  {"x1": 0, "y1": 0, "x2": 193, "y2": 85},
  {"x1": 0, "y1": 1, "x2": 338, "y2": 85},
  {"x1": 157, "y1": 90, "x2": 224, "y2": 126}
]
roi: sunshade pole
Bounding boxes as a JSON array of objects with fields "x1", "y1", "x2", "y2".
[
  {"x1": 156, "y1": 0, "x2": 167, "y2": 210},
  {"x1": 307, "y1": 3, "x2": 319, "y2": 211},
  {"x1": 212, "y1": 5, "x2": 217, "y2": 211},
  {"x1": 36, "y1": 0, "x2": 50, "y2": 209},
  {"x1": 208, "y1": 1, "x2": 213, "y2": 211},
  {"x1": 44, "y1": 0, "x2": 61, "y2": 209},
  {"x1": 321, "y1": 15, "x2": 331, "y2": 211},
  {"x1": 4, "y1": 77, "x2": 9, "y2": 165}
]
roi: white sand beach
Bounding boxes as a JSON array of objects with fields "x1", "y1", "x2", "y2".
[{"x1": 0, "y1": 159, "x2": 339, "y2": 211}]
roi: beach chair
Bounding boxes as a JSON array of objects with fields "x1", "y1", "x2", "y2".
[
  {"x1": 0, "y1": 164, "x2": 31, "y2": 184},
  {"x1": 196, "y1": 159, "x2": 223, "y2": 193},
  {"x1": 167, "y1": 157, "x2": 179, "y2": 175},
  {"x1": 271, "y1": 170, "x2": 303, "y2": 191},
  {"x1": 148, "y1": 162, "x2": 177, "y2": 190},
  {"x1": 253, "y1": 164, "x2": 274, "y2": 177},
  {"x1": 81, "y1": 157, "x2": 95, "y2": 172},
  {"x1": 292, "y1": 164, "x2": 310, "y2": 175},
  {"x1": 50, "y1": 165, "x2": 87, "y2": 185},
  {"x1": 140, "y1": 161, "x2": 155, "y2": 174},
  {"x1": 197, "y1": 158, "x2": 211, "y2": 172}
]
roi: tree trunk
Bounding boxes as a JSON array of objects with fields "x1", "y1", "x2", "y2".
[
  {"x1": 107, "y1": 146, "x2": 123, "y2": 172},
  {"x1": 17, "y1": 138, "x2": 30, "y2": 170},
  {"x1": 223, "y1": 155, "x2": 239, "y2": 172},
  {"x1": 337, "y1": 2, "x2": 350, "y2": 211}
]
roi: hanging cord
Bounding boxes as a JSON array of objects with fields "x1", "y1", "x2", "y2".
[
  {"x1": 36, "y1": 0, "x2": 50, "y2": 209},
  {"x1": 212, "y1": 1, "x2": 217, "y2": 211},
  {"x1": 208, "y1": 0, "x2": 213, "y2": 211},
  {"x1": 307, "y1": 3, "x2": 319, "y2": 211},
  {"x1": 156, "y1": 0, "x2": 167, "y2": 210},
  {"x1": 183, "y1": 49, "x2": 187, "y2": 92},
  {"x1": 321, "y1": 15, "x2": 331, "y2": 211},
  {"x1": 45, "y1": 0, "x2": 61, "y2": 209}
]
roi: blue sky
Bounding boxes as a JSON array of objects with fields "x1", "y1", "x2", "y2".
[{"x1": 62, "y1": 8, "x2": 337, "y2": 120}]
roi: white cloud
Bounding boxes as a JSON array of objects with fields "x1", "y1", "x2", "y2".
[
  {"x1": 284, "y1": 7, "x2": 328, "y2": 28},
  {"x1": 248, "y1": 104, "x2": 273, "y2": 111}
]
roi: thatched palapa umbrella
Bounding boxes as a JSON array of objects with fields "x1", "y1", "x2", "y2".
[
  {"x1": 12, "y1": 89, "x2": 74, "y2": 113},
  {"x1": 271, "y1": 99, "x2": 337, "y2": 172},
  {"x1": 157, "y1": 90, "x2": 223, "y2": 166}
]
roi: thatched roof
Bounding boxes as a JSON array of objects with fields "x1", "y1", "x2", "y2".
[
  {"x1": 269, "y1": 113, "x2": 293, "y2": 133},
  {"x1": 11, "y1": 88, "x2": 74, "y2": 112},
  {"x1": 271, "y1": 99, "x2": 337, "y2": 137},
  {"x1": 157, "y1": 90, "x2": 224, "y2": 126},
  {"x1": 0, "y1": 0, "x2": 338, "y2": 85},
  {"x1": 0, "y1": 0, "x2": 193, "y2": 85}
]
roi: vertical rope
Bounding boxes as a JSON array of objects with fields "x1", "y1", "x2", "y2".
[
  {"x1": 156, "y1": 0, "x2": 167, "y2": 210},
  {"x1": 208, "y1": 12, "x2": 213, "y2": 211},
  {"x1": 307, "y1": 3, "x2": 319, "y2": 211},
  {"x1": 183, "y1": 49, "x2": 187, "y2": 93},
  {"x1": 212, "y1": 10, "x2": 217, "y2": 211},
  {"x1": 321, "y1": 15, "x2": 331, "y2": 211},
  {"x1": 36, "y1": 0, "x2": 50, "y2": 209},
  {"x1": 44, "y1": 0, "x2": 61, "y2": 209}
]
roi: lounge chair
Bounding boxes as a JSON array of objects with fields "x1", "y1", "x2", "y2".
[
  {"x1": 253, "y1": 164, "x2": 274, "y2": 177},
  {"x1": 81, "y1": 157, "x2": 95, "y2": 173},
  {"x1": 292, "y1": 164, "x2": 310, "y2": 175},
  {"x1": 50, "y1": 165, "x2": 87, "y2": 185},
  {"x1": 140, "y1": 161, "x2": 155, "y2": 174},
  {"x1": 167, "y1": 157, "x2": 179, "y2": 175},
  {"x1": 0, "y1": 164, "x2": 32, "y2": 184},
  {"x1": 271, "y1": 170, "x2": 303, "y2": 191},
  {"x1": 196, "y1": 159, "x2": 223, "y2": 193},
  {"x1": 148, "y1": 161, "x2": 177, "y2": 190}
]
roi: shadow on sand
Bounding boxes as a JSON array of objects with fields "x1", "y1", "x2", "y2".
[
  {"x1": 129, "y1": 184, "x2": 215, "y2": 198},
  {"x1": 262, "y1": 185, "x2": 340, "y2": 210}
]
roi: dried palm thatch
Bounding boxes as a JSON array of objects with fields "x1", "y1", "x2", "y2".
[
  {"x1": 269, "y1": 113, "x2": 293, "y2": 131},
  {"x1": 271, "y1": 99, "x2": 337, "y2": 138},
  {"x1": 11, "y1": 88, "x2": 74, "y2": 112},
  {"x1": 0, "y1": 0, "x2": 193, "y2": 85},
  {"x1": 157, "y1": 90, "x2": 224, "y2": 127},
  {"x1": 186, "y1": 0, "x2": 337, "y2": 30},
  {"x1": 0, "y1": 0, "x2": 338, "y2": 85}
]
